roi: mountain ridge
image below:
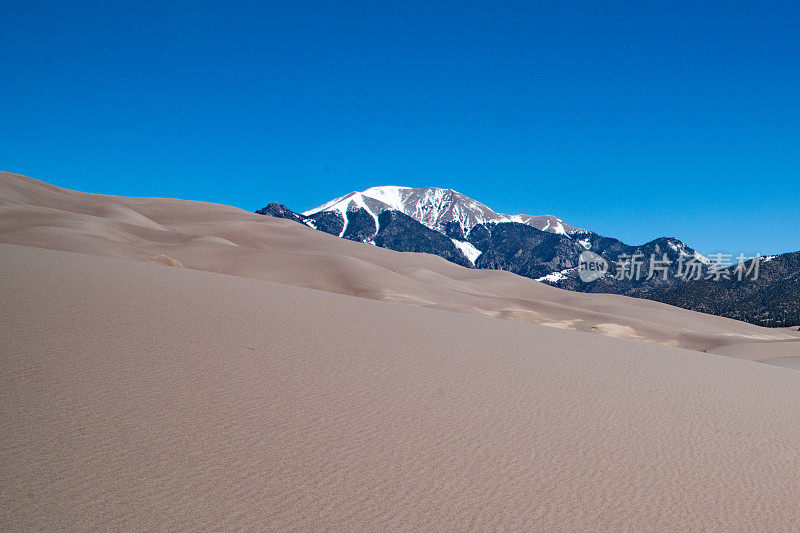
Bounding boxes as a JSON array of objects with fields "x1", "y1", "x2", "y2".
[
  {"x1": 303, "y1": 185, "x2": 581, "y2": 235},
  {"x1": 258, "y1": 186, "x2": 799, "y2": 327}
]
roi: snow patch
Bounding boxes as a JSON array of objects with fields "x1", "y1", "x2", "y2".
[
  {"x1": 360, "y1": 186, "x2": 409, "y2": 211},
  {"x1": 451, "y1": 239, "x2": 482, "y2": 264},
  {"x1": 536, "y1": 268, "x2": 575, "y2": 283},
  {"x1": 694, "y1": 251, "x2": 711, "y2": 265}
]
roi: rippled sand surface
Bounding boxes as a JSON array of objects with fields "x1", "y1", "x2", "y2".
[{"x1": 3, "y1": 171, "x2": 800, "y2": 530}]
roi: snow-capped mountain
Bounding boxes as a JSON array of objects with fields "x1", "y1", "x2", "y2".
[
  {"x1": 303, "y1": 186, "x2": 580, "y2": 236},
  {"x1": 257, "y1": 189, "x2": 796, "y2": 327},
  {"x1": 261, "y1": 194, "x2": 708, "y2": 288}
]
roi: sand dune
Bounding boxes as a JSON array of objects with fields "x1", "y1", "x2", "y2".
[
  {"x1": 4, "y1": 171, "x2": 800, "y2": 529},
  {"x1": 3, "y1": 243, "x2": 800, "y2": 530},
  {"x1": 708, "y1": 339, "x2": 800, "y2": 368},
  {"x1": 1, "y1": 171, "x2": 796, "y2": 357}
]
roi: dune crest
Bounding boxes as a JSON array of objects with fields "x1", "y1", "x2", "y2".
[{"x1": 1, "y1": 170, "x2": 796, "y2": 357}]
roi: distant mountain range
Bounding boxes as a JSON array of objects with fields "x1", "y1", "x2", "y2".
[
  {"x1": 258, "y1": 186, "x2": 799, "y2": 327},
  {"x1": 629, "y1": 252, "x2": 800, "y2": 327}
]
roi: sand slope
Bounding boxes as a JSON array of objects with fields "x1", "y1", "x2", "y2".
[
  {"x1": 4, "y1": 171, "x2": 800, "y2": 529},
  {"x1": 1, "y1": 170, "x2": 797, "y2": 356},
  {"x1": 2, "y1": 243, "x2": 800, "y2": 530}
]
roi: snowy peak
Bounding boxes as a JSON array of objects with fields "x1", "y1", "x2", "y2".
[
  {"x1": 304, "y1": 186, "x2": 581, "y2": 236},
  {"x1": 302, "y1": 190, "x2": 393, "y2": 219},
  {"x1": 388, "y1": 187, "x2": 506, "y2": 232}
]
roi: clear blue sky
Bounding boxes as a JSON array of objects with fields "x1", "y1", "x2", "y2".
[{"x1": 2, "y1": 1, "x2": 798, "y2": 256}]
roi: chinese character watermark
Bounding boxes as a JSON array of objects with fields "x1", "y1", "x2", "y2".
[{"x1": 578, "y1": 251, "x2": 763, "y2": 283}]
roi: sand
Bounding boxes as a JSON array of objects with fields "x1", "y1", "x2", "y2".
[
  {"x1": 708, "y1": 340, "x2": 800, "y2": 369},
  {"x1": 3, "y1": 170, "x2": 800, "y2": 530},
  {"x1": 3, "y1": 243, "x2": 800, "y2": 530}
]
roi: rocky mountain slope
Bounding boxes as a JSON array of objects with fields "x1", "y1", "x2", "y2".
[
  {"x1": 631, "y1": 252, "x2": 800, "y2": 327},
  {"x1": 258, "y1": 186, "x2": 797, "y2": 327}
]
